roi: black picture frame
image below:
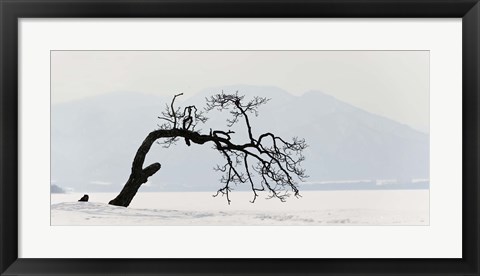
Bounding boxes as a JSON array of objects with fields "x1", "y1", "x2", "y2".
[{"x1": 1, "y1": 0, "x2": 479, "y2": 275}]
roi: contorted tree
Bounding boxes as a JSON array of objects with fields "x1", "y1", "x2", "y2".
[{"x1": 109, "y1": 92, "x2": 308, "y2": 207}]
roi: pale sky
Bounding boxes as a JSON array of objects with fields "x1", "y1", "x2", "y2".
[{"x1": 51, "y1": 51, "x2": 429, "y2": 133}]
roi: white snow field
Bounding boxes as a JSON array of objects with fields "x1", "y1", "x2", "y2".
[{"x1": 51, "y1": 190, "x2": 429, "y2": 226}]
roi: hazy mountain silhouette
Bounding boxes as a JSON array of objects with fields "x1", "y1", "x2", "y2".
[{"x1": 51, "y1": 85, "x2": 429, "y2": 192}]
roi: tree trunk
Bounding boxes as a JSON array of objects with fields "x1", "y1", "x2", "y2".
[
  {"x1": 108, "y1": 162, "x2": 161, "y2": 207},
  {"x1": 109, "y1": 128, "x2": 213, "y2": 207},
  {"x1": 108, "y1": 130, "x2": 173, "y2": 207}
]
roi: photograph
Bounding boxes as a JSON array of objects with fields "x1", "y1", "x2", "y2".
[
  {"x1": 50, "y1": 50, "x2": 430, "y2": 226},
  {"x1": 2, "y1": 0, "x2": 477, "y2": 274}
]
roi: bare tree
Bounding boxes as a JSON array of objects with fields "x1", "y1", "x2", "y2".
[{"x1": 109, "y1": 92, "x2": 308, "y2": 207}]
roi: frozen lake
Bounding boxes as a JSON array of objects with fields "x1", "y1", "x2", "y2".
[{"x1": 51, "y1": 190, "x2": 429, "y2": 226}]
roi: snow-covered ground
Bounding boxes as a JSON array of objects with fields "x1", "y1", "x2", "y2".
[{"x1": 51, "y1": 190, "x2": 429, "y2": 226}]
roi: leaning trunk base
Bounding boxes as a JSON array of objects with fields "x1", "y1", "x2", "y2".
[
  {"x1": 109, "y1": 163, "x2": 161, "y2": 207},
  {"x1": 108, "y1": 177, "x2": 143, "y2": 207}
]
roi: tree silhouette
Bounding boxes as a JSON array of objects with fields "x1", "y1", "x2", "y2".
[{"x1": 109, "y1": 92, "x2": 308, "y2": 207}]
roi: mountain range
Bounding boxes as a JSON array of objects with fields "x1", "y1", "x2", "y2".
[{"x1": 51, "y1": 85, "x2": 429, "y2": 193}]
